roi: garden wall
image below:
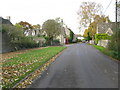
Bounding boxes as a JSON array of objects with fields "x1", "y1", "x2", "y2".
[{"x1": 97, "y1": 40, "x2": 109, "y2": 48}]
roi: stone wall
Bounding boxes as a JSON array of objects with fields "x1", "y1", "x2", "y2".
[
  {"x1": 97, "y1": 40, "x2": 109, "y2": 48},
  {"x1": 89, "y1": 40, "x2": 95, "y2": 44},
  {"x1": 1, "y1": 32, "x2": 14, "y2": 53}
]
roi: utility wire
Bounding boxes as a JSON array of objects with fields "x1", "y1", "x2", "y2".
[{"x1": 103, "y1": 0, "x2": 113, "y2": 14}]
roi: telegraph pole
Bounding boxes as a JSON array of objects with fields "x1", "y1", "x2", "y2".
[
  {"x1": 115, "y1": 0, "x2": 118, "y2": 58},
  {"x1": 116, "y1": 0, "x2": 117, "y2": 23}
]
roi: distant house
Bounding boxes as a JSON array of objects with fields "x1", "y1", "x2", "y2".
[
  {"x1": 24, "y1": 29, "x2": 42, "y2": 36},
  {"x1": 23, "y1": 26, "x2": 46, "y2": 46},
  {"x1": 33, "y1": 37, "x2": 46, "y2": 46},
  {"x1": 56, "y1": 25, "x2": 72, "y2": 45},
  {"x1": 41, "y1": 25, "x2": 73, "y2": 45},
  {"x1": 96, "y1": 22, "x2": 120, "y2": 47},
  {"x1": 74, "y1": 34, "x2": 84, "y2": 41},
  {"x1": 56, "y1": 27, "x2": 66, "y2": 45}
]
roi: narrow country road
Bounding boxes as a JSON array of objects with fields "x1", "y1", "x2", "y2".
[{"x1": 27, "y1": 43, "x2": 118, "y2": 88}]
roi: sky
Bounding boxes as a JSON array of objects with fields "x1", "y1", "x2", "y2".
[{"x1": 0, "y1": 0, "x2": 117, "y2": 35}]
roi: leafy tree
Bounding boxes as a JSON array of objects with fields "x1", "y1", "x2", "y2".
[
  {"x1": 16, "y1": 21, "x2": 33, "y2": 31},
  {"x1": 77, "y1": 2, "x2": 103, "y2": 27},
  {"x1": 107, "y1": 28, "x2": 120, "y2": 60},
  {"x1": 87, "y1": 32, "x2": 92, "y2": 41},
  {"x1": 2, "y1": 24, "x2": 37, "y2": 50},
  {"x1": 2, "y1": 24, "x2": 24, "y2": 41},
  {"x1": 83, "y1": 29, "x2": 88, "y2": 37},
  {"x1": 42, "y1": 19, "x2": 61, "y2": 45},
  {"x1": 33, "y1": 24, "x2": 41, "y2": 30},
  {"x1": 67, "y1": 28, "x2": 74, "y2": 43},
  {"x1": 83, "y1": 15, "x2": 111, "y2": 40},
  {"x1": 15, "y1": 23, "x2": 23, "y2": 29}
]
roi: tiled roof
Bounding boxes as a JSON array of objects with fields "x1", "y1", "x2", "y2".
[
  {"x1": 97, "y1": 22, "x2": 120, "y2": 34},
  {"x1": 0, "y1": 17, "x2": 13, "y2": 25}
]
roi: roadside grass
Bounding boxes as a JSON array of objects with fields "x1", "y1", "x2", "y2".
[
  {"x1": 92, "y1": 45, "x2": 120, "y2": 61},
  {"x1": 2, "y1": 46, "x2": 66, "y2": 88},
  {"x1": 92, "y1": 45, "x2": 106, "y2": 52}
]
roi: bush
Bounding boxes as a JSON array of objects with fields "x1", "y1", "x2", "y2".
[
  {"x1": 12, "y1": 37, "x2": 38, "y2": 50},
  {"x1": 68, "y1": 38, "x2": 72, "y2": 43},
  {"x1": 95, "y1": 33, "x2": 110, "y2": 44},
  {"x1": 2, "y1": 24, "x2": 38, "y2": 51},
  {"x1": 52, "y1": 39, "x2": 60, "y2": 46},
  {"x1": 107, "y1": 28, "x2": 120, "y2": 60},
  {"x1": 77, "y1": 39, "x2": 82, "y2": 42}
]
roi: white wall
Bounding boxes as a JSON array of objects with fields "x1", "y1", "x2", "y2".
[{"x1": 97, "y1": 40, "x2": 109, "y2": 48}]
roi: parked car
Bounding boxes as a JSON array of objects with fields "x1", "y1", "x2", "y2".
[{"x1": 82, "y1": 40, "x2": 86, "y2": 43}]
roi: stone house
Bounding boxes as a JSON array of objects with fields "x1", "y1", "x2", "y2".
[
  {"x1": 55, "y1": 25, "x2": 75, "y2": 45},
  {"x1": 0, "y1": 17, "x2": 14, "y2": 53},
  {"x1": 96, "y1": 22, "x2": 120, "y2": 47},
  {"x1": 74, "y1": 34, "x2": 84, "y2": 41},
  {"x1": 24, "y1": 29, "x2": 42, "y2": 36},
  {"x1": 24, "y1": 27, "x2": 46, "y2": 45},
  {"x1": 41, "y1": 25, "x2": 73, "y2": 45}
]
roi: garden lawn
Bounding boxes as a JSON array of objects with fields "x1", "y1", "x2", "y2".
[{"x1": 2, "y1": 46, "x2": 66, "y2": 88}]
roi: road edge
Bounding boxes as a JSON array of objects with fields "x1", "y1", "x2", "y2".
[{"x1": 12, "y1": 47, "x2": 67, "y2": 88}]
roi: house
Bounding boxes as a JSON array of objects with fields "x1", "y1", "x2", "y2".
[
  {"x1": 23, "y1": 26, "x2": 47, "y2": 46},
  {"x1": 74, "y1": 34, "x2": 84, "y2": 41},
  {"x1": 96, "y1": 22, "x2": 120, "y2": 47},
  {"x1": 56, "y1": 27, "x2": 66, "y2": 45},
  {"x1": 41, "y1": 25, "x2": 73, "y2": 45},
  {"x1": 0, "y1": 17, "x2": 13, "y2": 25},
  {"x1": 33, "y1": 37, "x2": 46, "y2": 46},
  {"x1": 0, "y1": 17, "x2": 14, "y2": 53},
  {"x1": 24, "y1": 29, "x2": 42, "y2": 36},
  {"x1": 56, "y1": 25, "x2": 72, "y2": 45}
]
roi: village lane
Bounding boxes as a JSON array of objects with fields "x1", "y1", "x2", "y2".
[{"x1": 27, "y1": 43, "x2": 118, "y2": 88}]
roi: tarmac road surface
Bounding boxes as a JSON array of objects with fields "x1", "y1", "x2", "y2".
[{"x1": 27, "y1": 43, "x2": 118, "y2": 88}]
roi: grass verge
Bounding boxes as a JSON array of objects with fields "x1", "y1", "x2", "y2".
[
  {"x1": 91, "y1": 45, "x2": 120, "y2": 61},
  {"x1": 2, "y1": 46, "x2": 66, "y2": 88}
]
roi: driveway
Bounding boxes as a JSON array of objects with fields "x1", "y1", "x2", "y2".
[{"x1": 27, "y1": 43, "x2": 118, "y2": 88}]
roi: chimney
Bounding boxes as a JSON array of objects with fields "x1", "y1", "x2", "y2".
[{"x1": 6, "y1": 16, "x2": 11, "y2": 21}]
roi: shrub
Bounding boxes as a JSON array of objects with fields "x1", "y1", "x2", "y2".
[
  {"x1": 95, "y1": 33, "x2": 110, "y2": 44},
  {"x1": 52, "y1": 39, "x2": 60, "y2": 46},
  {"x1": 70, "y1": 30, "x2": 74, "y2": 41},
  {"x1": 2, "y1": 24, "x2": 38, "y2": 51},
  {"x1": 107, "y1": 28, "x2": 120, "y2": 60},
  {"x1": 11, "y1": 36, "x2": 38, "y2": 50},
  {"x1": 68, "y1": 38, "x2": 72, "y2": 43},
  {"x1": 77, "y1": 39, "x2": 82, "y2": 42}
]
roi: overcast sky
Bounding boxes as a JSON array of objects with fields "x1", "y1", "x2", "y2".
[{"x1": 0, "y1": 0, "x2": 117, "y2": 34}]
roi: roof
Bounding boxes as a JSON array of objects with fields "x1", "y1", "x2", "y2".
[
  {"x1": 97, "y1": 22, "x2": 120, "y2": 34},
  {"x1": 0, "y1": 17, "x2": 13, "y2": 25}
]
